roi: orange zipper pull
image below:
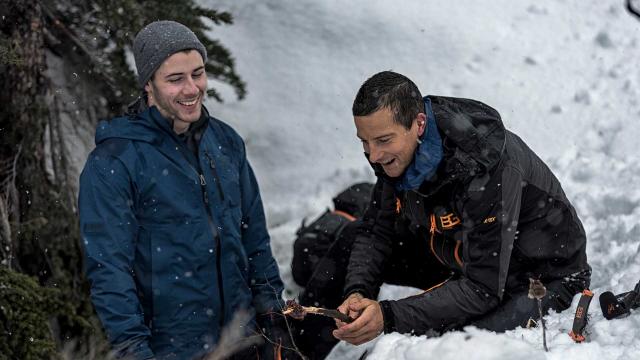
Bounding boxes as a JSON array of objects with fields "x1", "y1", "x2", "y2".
[{"x1": 429, "y1": 213, "x2": 445, "y2": 265}]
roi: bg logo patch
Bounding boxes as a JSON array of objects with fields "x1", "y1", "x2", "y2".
[{"x1": 440, "y1": 213, "x2": 461, "y2": 229}]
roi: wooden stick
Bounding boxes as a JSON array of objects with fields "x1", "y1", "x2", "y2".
[{"x1": 283, "y1": 305, "x2": 354, "y2": 323}]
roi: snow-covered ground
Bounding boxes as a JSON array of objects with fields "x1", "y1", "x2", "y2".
[{"x1": 202, "y1": 0, "x2": 640, "y2": 358}]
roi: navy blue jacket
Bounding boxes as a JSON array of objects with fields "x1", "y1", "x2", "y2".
[{"x1": 79, "y1": 106, "x2": 284, "y2": 359}]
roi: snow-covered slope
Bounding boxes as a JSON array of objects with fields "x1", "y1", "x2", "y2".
[{"x1": 202, "y1": 1, "x2": 640, "y2": 358}]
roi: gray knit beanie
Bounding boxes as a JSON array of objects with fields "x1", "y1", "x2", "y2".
[{"x1": 133, "y1": 20, "x2": 208, "y2": 89}]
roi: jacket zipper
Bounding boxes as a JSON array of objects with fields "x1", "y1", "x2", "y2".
[
  {"x1": 181, "y1": 150, "x2": 227, "y2": 328},
  {"x1": 454, "y1": 241, "x2": 464, "y2": 267},
  {"x1": 429, "y1": 213, "x2": 464, "y2": 269},
  {"x1": 204, "y1": 151, "x2": 225, "y2": 202},
  {"x1": 422, "y1": 272, "x2": 454, "y2": 293},
  {"x1": 196, "y1": 171, "x2": 226, "y2": 328},
  {"x1": 429, "y1": 214, "x2": 446, "y2": 266},
  {"x1": 202, "y1": 152, "x2": 228, "y2": 328}
]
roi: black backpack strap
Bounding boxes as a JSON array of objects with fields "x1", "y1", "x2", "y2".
[
  {"x1": 332, "y1": 210, "x2": 357, "y2": 222},
  {"x1": 292, "y1": 210, "x2": 354, "y2": 287},
  {"x1": 331, "y1": 210, "x2": 358, "y2": 247}
]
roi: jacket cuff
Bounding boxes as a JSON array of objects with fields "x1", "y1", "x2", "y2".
[
  {"x1": 344, "y1": 285, "x2": 371, "y2": 300},
  {"x1": 379, "y1": 300, "x2": 397, "y2": 334},
  {"x1": 114, "y1": 339, "x2": 155, "y2": 360},
  {"x1": 134, "y1": 347, "x2": 155, "y2": 360}
]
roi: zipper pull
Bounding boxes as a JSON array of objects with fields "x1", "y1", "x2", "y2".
[
  {"x1": 204, "y1": 151, "x2": 225, "y2": 202},
  {"x1": 204, "y1": 151, "x2": 215, "y2": 169},
  {"x1": 203, "y1": 188, "x2": 209, "y2": 205},
  {"x1": 199, "y1": 174, "x2": 207, "y2": 186},
  {"x1": 429, "y1": 213, "x2": 436, "y2": 235}
]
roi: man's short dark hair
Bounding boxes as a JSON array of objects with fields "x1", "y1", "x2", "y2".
[{"x1": 352, "y1": 71, "x2": 424, "y2": 129}]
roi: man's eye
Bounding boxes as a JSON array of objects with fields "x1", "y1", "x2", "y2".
[
  {"x1": 193, "y1": 71, "x2": 204, "y2": 78},
  {"x1": 378, "y1": 138, "x2": 390, "y2": 144},
  {"x1": 168, "y1": 77, "x2": 181, "y2": 83}
]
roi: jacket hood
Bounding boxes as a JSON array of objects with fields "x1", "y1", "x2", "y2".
[
  {"x1": 95, "y1": 106, "x2": 168, "y2": 146},
  {"x1": 95, "y1": 105, "x2": 210, "y2": 146},
  {"x1": 429, "y1": 95, "x2": 506, "y2": 173}
]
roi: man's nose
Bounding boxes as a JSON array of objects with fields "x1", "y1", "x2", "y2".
[
  {"x1": 184, "y1": 76, "x2": 199, "y2": 95},
  {"x1": 369, "y1": 145, "x2": 383, "y2": 163}
]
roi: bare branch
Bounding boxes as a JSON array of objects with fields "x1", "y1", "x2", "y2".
[
  {"x1": 251, "y1": 324, "x2": 306, "y2": 360},
  {"x1": 205, "y1": 310, "x2": 263, "y2": 360},
  {"x1": 39, "y1": 2, "x2": 118, "y2": 94},
  {"x1": 0, "y1": 196, "x2": 11, "y2": 268},
  {"x1": 264, "y1": 277, "x2": 308, "y2": 359},
  {"x1": 528, "y1": 278, "x2": 548, "y2": 352},
  {"x1": 0, "y1": 143, "x2": 21, "y2": 193},
  {"x1": 0, "y1": 143, "x2": 21, "y2": 269}
]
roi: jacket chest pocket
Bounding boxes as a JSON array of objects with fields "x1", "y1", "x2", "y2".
[
  {"x1": 428, "y1": 207, "x2": 464, "y2": 270},
  {"x1": 203, "y1": 150, "x2": 241, "y2": 208},
  {"x1": 401, "y1": 192, "x2": 430, "y2": 228}
]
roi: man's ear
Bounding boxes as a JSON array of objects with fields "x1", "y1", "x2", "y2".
[
  {"x1": 416, "y1": 113, "x2": 427, "y2": 136},
  {"x1": 145, "y1": 81, "x2": 155, "y2": 106}
]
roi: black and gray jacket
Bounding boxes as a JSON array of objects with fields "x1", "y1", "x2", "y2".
[{"x1": 343, "y1": 96, "x2": 590, "y2": 335}]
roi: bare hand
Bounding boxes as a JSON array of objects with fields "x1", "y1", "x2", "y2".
[
  {"x1": 333, "y1": 297, "x2": 384, "y2": 345},
  {"x1": 335, "y1": 293, "x2": 363, "y2": 327}
]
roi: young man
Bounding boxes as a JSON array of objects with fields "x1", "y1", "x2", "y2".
[
  {"x1": 296, "y1": 71, "x2": 590, "y2": 357},
  {"x1": 79, "y1": 21, "x2": 288, "y2": 360}
]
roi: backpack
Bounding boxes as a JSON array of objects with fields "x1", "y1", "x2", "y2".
[{"x1": 291, "y1": 182, "x2": 374, "y2": 287}]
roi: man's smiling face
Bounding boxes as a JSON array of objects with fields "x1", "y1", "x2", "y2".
[
  {"x1": 355, "y1": 107, "x2": 425, "y2": 178},
  {"x1": 145, "y1": 49, "x2": 207, "y2": 133}
]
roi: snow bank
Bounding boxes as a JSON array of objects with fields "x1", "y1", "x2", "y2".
[{"x1": 201, "y1": 0, "x2": 640, "y2": 358}]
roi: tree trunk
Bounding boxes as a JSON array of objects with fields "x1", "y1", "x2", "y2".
[
  {"x1": 1, "y1": 1, "x2": 246, "y2": 357},
  {"x1": 1, "y1": 1, "x2": 108, "y2": 357}
]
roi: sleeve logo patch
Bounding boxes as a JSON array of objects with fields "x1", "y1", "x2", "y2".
[{"x1": 483, "y1": 216, "x2": 497, "y2": 224}]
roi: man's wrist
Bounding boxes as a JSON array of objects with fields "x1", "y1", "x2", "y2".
[
  {"x1": 378, "y1": 300, "x2": 397, "y2": 334},
  {"x1": 344, "y1": 286, "x2": 370, "y2": 300}
]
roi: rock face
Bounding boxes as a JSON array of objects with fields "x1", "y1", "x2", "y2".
[{"x1": 43, "y1": 47, "x2": 110, "y2": 204}]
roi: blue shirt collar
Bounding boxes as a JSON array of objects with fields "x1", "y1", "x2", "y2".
[{"x1": 395, "y1": 97, "x2": 443, "y2": 192}]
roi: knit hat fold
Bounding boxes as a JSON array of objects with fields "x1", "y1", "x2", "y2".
[{"x1": 133, "y1": 20, "x2": 208, "y2": 89}]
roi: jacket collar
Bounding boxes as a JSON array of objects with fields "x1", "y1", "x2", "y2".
[
  {"x1": 395, "y1": 97, "x2": 443, "y2": 192},
  {"x1": 370, "y1": 95, "x2": 506, "y2": 198}
]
